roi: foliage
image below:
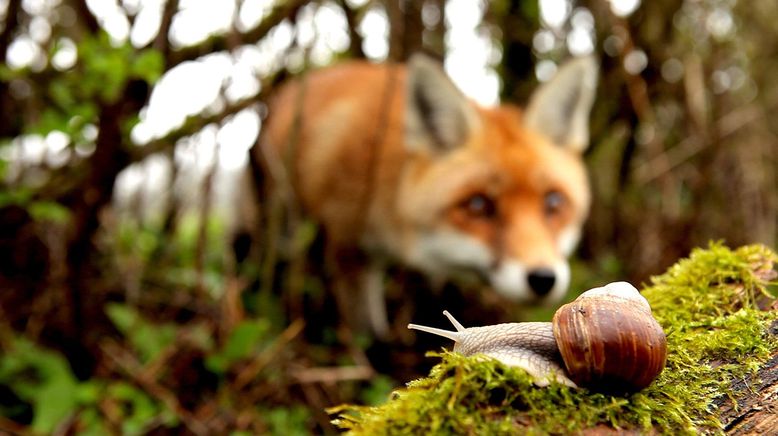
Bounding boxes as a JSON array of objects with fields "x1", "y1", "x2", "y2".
[
  {"x1": 330, "y1": 243, "x2": 778, "y2": 434},
  {"x1": 0, "y1": 285, "x2": 308, "y2": 434},
  {"x1": 0, "y1": 338, "x2": 178, "y2": 435},
  {"x1": 0, "y1": 212, "x2": 316, "y2": 434}
]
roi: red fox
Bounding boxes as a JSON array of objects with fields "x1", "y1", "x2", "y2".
[{"x1": 250, "y1": 54, "x2": 597, "y2": 337}]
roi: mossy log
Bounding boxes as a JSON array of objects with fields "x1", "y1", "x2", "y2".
[{"x1": 330, "y1": 243, "x2": 778, "y2": 434}]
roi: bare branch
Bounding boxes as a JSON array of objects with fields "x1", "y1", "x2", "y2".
[
  {"x1": 290, "y1": 365, "x2": 375, "y2": 384},
  {"x1": 71, "y1": 0, "x2": 100, "y2": 34},
  {"x1": 168, "y1": 0, "x2": 309, "y2": 69},
  {"x1": 101, "y1": 340, "x2": 210, "y2": 435},
  {"x1": 153, "y1": 0, "x2": 179, "y2": 63},
  {"x1": 233, "y1": 318, "x2": 305, "y2": 390},
  {"x1": 130, "y1": 97, "x2": 261, "y2": 162},
  {"x1": 335, "y1": 0, "x2": 366, "y2": 59}
]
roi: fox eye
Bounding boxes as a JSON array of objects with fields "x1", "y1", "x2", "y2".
[
  {"x1": 544, "y1": 190, "x2": 565, "y2": 216},
  {"x1": 460, "y1": 193, "x2": 497, "y2": 218}
]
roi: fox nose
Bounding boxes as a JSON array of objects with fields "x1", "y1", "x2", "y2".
[{"x1": 527, "y1": 268, "x2": 556, "y2": 297}]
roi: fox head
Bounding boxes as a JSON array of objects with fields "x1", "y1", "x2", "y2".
[{"x1": 398, "y1": 54, "x2": 597, "y2": 305}]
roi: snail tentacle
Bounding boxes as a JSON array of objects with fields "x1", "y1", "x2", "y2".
[
  {"x1": 407, "y1": 323, "x2": 462, "y2": 342},
  {"x1": 442, "y1": 310, "x2": 466, "y2": 332}
]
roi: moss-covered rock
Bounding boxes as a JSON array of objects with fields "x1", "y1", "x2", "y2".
[{"x1": 329, "y1": 243, "x2": 778, "y2": 434}]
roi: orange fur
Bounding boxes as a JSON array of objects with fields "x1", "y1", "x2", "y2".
[{"x1": 255, "y1": 56, "x2": 597, "y2": 336}]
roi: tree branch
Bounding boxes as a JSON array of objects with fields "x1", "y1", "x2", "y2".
[
  {"x1": 130, "y1": 97, "x2": 261, "y2": 162},
  {"x1": 335, "y1": 0, "x2": 366, "y2": 59},
  {"x1": 0, "y1": 0, "x2": 22, "y2": 137},
  {"x1": 71, "y1": 0, "x2": 100, "y2": 34},
  {"x1": 153, "y1": 0, "x2": 179, "y2": 64},
  {"x1": 167, "y1": 0, "x2": 309, "y2": 69}
]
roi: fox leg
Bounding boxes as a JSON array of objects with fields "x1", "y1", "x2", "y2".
[
  {"x1": 328, "y1": 246, "x2": 390, "y2": 339},
  {"x1": 361, "y1": 260, "x2": 389, "y2": 338}
]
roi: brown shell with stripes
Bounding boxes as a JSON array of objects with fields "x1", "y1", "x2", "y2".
[{"x1": 552, "y1": 282, "x2": 668, "y2": 392}]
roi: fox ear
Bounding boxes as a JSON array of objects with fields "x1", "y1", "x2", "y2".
[
  {"x1": 524, "y1": 56, "x2": 598, "y2": 152},
  {"x1": 405, "y1": 54, "x2": 479, "y2": 153}
]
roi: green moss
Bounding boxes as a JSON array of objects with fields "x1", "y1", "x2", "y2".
[{"x1": 329, "y1": 243, "x2": 778, "y2": 434}]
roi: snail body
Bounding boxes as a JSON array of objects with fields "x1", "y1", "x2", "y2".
[{"x1": 408, "y1": 282, "x2": 667, "y2": 392}]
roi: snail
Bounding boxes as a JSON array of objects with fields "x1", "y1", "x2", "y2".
[{"x1": 408, "y1": 282, "x2": 667, "y2": 392}]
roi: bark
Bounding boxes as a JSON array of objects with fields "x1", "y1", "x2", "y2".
[
  {"x1": 719, "y1": 320, "x2": 778, "y2": 435},
  {"x1": 60, "y1": 100, "x2": 130, "y2": 378},
  {"x1": 0, "y1": 0, "x2": 22, "y2": 138},
  {"x1": 493, "y1": 0, "x2": 539, "y2": 102},
  {"x1": 386, "y1": 0, "x2": 424, "y2": 61},
  {"x1": 336, "y1": 0, "x2": 366, "y2": 59}
]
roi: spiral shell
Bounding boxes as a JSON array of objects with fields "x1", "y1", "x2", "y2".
[{"x1": 551, "y1": 281, "x2": 667, "y2": 392}]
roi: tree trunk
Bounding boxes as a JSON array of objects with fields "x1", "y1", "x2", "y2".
[{"x1": 386, "y1": 0, "x2": 424, "y2": 61}]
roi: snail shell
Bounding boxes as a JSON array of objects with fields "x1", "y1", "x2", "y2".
[
  {"x1": 552, "y1": 282, "x2": 667, "y2": 391},
  {"x1": 408, "y1": 282, "x2": 667, "y2": 392}
]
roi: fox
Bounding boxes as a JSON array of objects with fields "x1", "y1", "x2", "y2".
[{"x1": 248, "y1": 54, "x2": 598, "y2": 337}]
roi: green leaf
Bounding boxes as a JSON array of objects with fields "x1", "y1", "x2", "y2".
[
  {"x1": 105, "y1": 304, "x2": 177, "y2": 362},
  {"x1": 360, "y1": 375, "x2": 396, "y2": 406},
  {"x1": 29, "y1": 201, "x2": 71, "y2": 223},
  {"x1": 108, "y1": 382, "x2": 160, "y2": 435},
  {"x1": 31, "y1": 108, "x2": 70, "y2": 134},
  {"x1": 106, "y1": 303, "x2": 137, "y2": 334},
  {"x1": 133, "y1": 323, "x2": 176, "y2": 363},
  {"x1": 33, "y1": 375, "x2": 79, "y2": 434},
  {"x1": 222, "y1": 319, "x2": 270, "y2": 360},
  {"x1": 131, "y1": 49, "x2": 164, "y2": 83},
  {"x1": 0, "y1": 338, "x2": 80, "y2": 434},
  {"x1": 0, "y1": 189, "x2": 32, "y2": 207},
  {"x1": 265, "y1": 406, "x2": 310, "y2": 436},
  {"x1": 187, "y1": 322, "x2": 216, "y2": 351},
  {"x1": 205, "y1": 319, "x2": 270, "y2": 373}
]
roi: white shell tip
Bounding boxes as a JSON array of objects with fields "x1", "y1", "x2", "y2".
[{"x1": 578, "y1": 281, "x2": 651, "y2": 311}]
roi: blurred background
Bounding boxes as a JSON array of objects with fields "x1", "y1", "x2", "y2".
[{"x1": 1, "y1": 0, "x2": 776, "y2": 434}]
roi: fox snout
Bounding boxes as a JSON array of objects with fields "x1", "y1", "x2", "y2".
[
  {"x1": 490, "y1": 259, "x2": 571, "y2": 304},
  {"x1": 526, "y1": 268, "x2": 557, "y2": 296}
]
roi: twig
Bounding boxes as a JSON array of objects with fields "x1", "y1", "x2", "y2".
[
  {"x1": 298, "y1": 382, "x2": 339, "y2": 433},
  {"x1": 194, "y1": 136, "x2": 219, "y2": 297},
  {"x1": 0, "y1": 415, "x2": 29, "y2": 435},
  {"x1": 233, "y1": 318, "x2": 305, "y2": 389},
  {"x1": 221, "y1": 277, "x2": 247, "y2": 335},
  {"x1": 634, "y1": 104, "x2": 771, "y2": 184},
  {"x1": 289, "y1": 365, "x2": 375, "y2": 384},
  {"x1": 51, "y1": 413, "x2": 77, "y2": 436},
  {"x1": 101, "y1": 340, "x2": 210, "y2": 435},
  {"x1": 153, "y1": 0, "x2": 180, "y2": 62}
]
